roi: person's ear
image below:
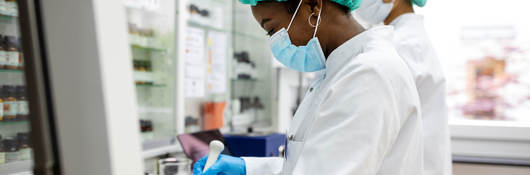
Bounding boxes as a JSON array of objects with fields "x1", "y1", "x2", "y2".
[
  {"x1": 310, "y1": 0, "x2": 323, "y2": 14},
  {"x1": 307, "y1": 0, "x2": 323, "y2": 26}
]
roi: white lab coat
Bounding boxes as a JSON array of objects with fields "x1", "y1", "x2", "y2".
[
  {"x1": 242, "y1": 26, "x2": 424, "y2": 175},
  {"x1": 390, "y1": 14, "x2": 452, "y2": 175}
]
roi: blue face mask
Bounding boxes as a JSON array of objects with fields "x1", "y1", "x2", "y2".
[{"x1": 269, "y1": 0, "x2": 326, "y2": 72}]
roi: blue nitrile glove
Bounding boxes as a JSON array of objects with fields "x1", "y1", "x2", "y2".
[{"x1": 193, "y1": 154, "x2": 246, "y2": 175}]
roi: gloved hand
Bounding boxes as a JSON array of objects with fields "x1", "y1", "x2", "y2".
[{"x1": 193, "y1": 154, "x2": 246, "y2": 175}]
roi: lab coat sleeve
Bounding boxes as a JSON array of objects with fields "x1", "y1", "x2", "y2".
[
  {"x1": 293, "y1": 63, "x2": 406, "y2": 174},
  {"x1": 242, "y1": 157, "x2": 284, "y2": 175}
]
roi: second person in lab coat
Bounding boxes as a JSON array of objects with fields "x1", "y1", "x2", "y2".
[
  {"x1": 194, "y1": 0, "x2": 423, "y2": 174},
  {"x1": 356, "y1": 0, "x2": 452, "y2": 175}
]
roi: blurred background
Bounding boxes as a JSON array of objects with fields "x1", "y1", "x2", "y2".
[{"x1": 0, "y1": 0, "x2": 528, "y2": 174}]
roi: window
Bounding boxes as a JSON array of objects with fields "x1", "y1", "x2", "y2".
[{"x1": 418, "y1": 0, "x2": 530, "y2": 165}]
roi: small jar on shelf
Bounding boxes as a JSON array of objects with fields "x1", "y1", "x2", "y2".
[
  {"x1": 17, "y1": 38, "x2": 23, "y2": 70},
  {"x1": 5, "y1": 36, "x2": 20, "y2": 70},
  {"x1": 3, "y1": 85, "x2": 18, "y2": 121},
  {"x1": 128, "y1": 23, "x2": 141, "y2": 46},
  {"x1": 0, "y1": 87, "x2": 4, "y2": 121},
  {"x1": 17, "y1": 132, "x2": 31, "y2": 160},
  {"x1": 4, "y1": 139, "x2": 19, "y2": 163},
  {"x1": 0, "y1": 35, "x2": 7, "y2": 69},
  {"x1": 16, "y1": 86, "x2": 28, "y2": 120},
  {"x1": 0, "y1": 137, "x2": 5, "y2": 164}
]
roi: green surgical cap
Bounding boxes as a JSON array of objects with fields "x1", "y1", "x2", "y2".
[
  {"x1": 238, "y1": 0, "x2": 362, "y2": 11},
  {"x1": 411, "y1": 0, "x2": 427, "y2": 7}
]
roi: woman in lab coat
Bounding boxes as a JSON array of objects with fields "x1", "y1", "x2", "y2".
[
  {"x1": 194, "y1": 0, "x2": 423, "y2": 174},
  {"x1": 356, "y1": 0, "x2": 452, "y2": 175}
]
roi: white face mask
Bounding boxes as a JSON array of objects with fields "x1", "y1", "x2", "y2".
[{"x1": 355, "y1": 0, "x2": 394, "y2": 25}]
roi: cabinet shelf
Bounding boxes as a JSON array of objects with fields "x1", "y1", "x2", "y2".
[
  {"x1": 135, "y1": 83, "x2": 166, "y2": 87},
  {"x1": 131, "y1": 44, "x2": 166, "y2": 52},
  {"x1": 0, "y1": 68, "x2": 24, "y2": 73},
  {"x1": 0, "y1": 14, "x2": 17, "y2": 20},
  {"x1": 231, "y1": 78, "x2": 258, "y2": 82},
  {"x1": 0, "y1": 119, "x2": 28, "y2": 126},
  {"x1": 188, "y1": 20, "x2": 226, "y2": 32}
]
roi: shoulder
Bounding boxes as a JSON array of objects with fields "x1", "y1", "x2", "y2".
[
  {"x1": 327, "y1": 46, "x2": 414, "y2": 93},
  {"x1": 392, "y1": 23, "x2": 432, "y2": 55}
]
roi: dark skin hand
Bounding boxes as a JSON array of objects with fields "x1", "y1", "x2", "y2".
[
  {"x1": 250, "y1": 0, "x2": 365, "y2": 58},
  {"x1": 384, "y1": 0, "x2": 415, "y2": 25}
]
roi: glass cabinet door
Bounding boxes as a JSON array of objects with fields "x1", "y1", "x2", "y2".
[
  {"x1": 229, "y1": 0, "x2": 275, "y2": 134},
  {"x1": 0, "y1": 1, "x2": 34, "y2": 174},
  {"x1": 180, "y1": 0, "x2": 233, "y2": 133},
  {"x1": 123, "y1": 0, "x2": 178, "y2": 150}
]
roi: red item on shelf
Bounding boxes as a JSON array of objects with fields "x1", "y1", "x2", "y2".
[{"x1": 202, "y1": 102, "x2": 226, "y2": 130}]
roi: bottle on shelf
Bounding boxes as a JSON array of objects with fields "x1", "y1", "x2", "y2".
[
  {"x1": 4, "y1": 139, "x2": 19, "y2": 163},
  {"x1": 0, "y1": 35, "x2": 6, "y2": 69},
  {"x1": 17, "y1": 37, "x2": 23, "y2": 70},
  {"x1": 139, "y1": 119, "x2": 154, "y2": 141},
  {"x1": 3, "y1": 86, "x2": 18, "y2": 121},
  {"x1": 17, "y1": 132, "x2": 31, "y2": 160},
  {"x1": 140, "y1": 119, "x2": 153, "y2": 133},
  {"x1": 128, "y1": 23, "x2": 140, "y2": 46},
  {"x1": 145, "y1": 60, "x2": 152, "y2": 72},
  {"x1": 233, "y1": 51, "x2": 257, "y2": 80},
  {"x1": 253, "y1": 97, "x2": 265, "y2": 122},
  {"x1": 0, "y1": 136, "x2": 5, "y2": 164},
  {"x1": 0, "y1": 86, "x2": 4, "y2": 121},
  {"x1": 16, "y1": 86, "x2": 28, "y2": 120},
  {"x1": 5, "y1": 36, "x2": 20, "y2": 70}
]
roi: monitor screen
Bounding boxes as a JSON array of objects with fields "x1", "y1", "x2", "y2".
[{"x1": 177, "y1": 129, "x2": 232, "y2": 162}]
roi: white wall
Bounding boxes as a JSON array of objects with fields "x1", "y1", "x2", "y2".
[{"x1": 40, "y1": 0, "x2": 143, "y2": 174}]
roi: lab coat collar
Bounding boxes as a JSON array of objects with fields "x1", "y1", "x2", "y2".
[
  {"x1": 390, "y1": 13, "x2": 424, "y2": 27},
  {"x1": 324, "y1": 26, "x2": 394, "y2": 79}
]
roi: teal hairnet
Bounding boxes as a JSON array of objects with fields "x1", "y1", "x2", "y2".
[
  {"x1": 238, "y1": 0, "x2": 362, "y2": 11},
  {"x1": 238, "y1": 0, "x2": 287, "y2": 6},
  {"x1": 411, "y1": 0, "x2": 427, "y2": 7}
]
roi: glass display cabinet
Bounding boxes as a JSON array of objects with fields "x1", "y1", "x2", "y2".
[
  {"x1": 229, "y1": 1, "x2": 276, "y2": 134},
  {"x1": 0, "y1": 2, "x2": 34, "y2": 174},
  {"x1": 123, "y1": 0, "x2": 179, "y2": 154}
]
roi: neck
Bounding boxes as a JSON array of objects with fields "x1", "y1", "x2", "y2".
[
  {"x1": 384, "y1": 0, "x2": 414, "y2": 25},
  {"x1": 319, "y1": 14, "x2": 364, "y2": 58}
]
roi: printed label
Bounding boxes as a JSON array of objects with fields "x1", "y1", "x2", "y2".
[
  {"x1": 0, "y1": 51, "x2": 7, "y2": 66},
  {"x1": 0, "y1": 102, "x2": 3, "y2": 117},
  {"x1": 18, "y1": 100, "x2": 29, "y2": 115},
  {"x1": 4, "y1": 101, "x2": 18, "y2": 116},
  {"x1": 6, "y1": 2, "x2": 17, "y2": 16},
  {"x1": 7, "y1": 51, "x2": 19, "y2": 66}
]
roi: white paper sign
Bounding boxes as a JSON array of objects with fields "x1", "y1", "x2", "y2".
[
  {"x1": 184, "y1": 27, "x2": 206, "y2": 97},
  {"x1": 207, "y1": 31, "x2": 228, "y2": 93}
]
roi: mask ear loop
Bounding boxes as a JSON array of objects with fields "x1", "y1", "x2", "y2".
[
  {"x1": 312, "y1": 8, "x2": 322, "y2": 38},
  {"x1": 287, "y1": 0, "x2": 304, "y2": 31}
]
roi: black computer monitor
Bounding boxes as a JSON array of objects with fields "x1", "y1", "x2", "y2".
[{"x1": 177, "y1": 129, "x2": 232, "y2": 162}]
